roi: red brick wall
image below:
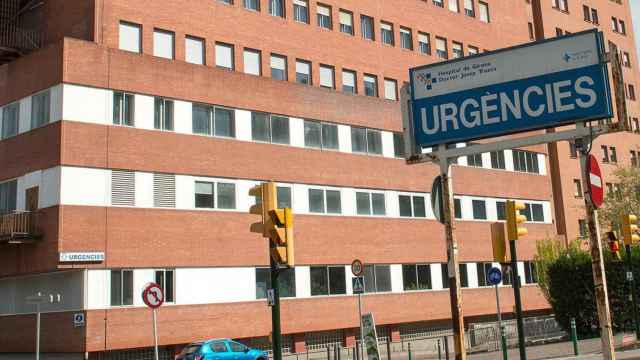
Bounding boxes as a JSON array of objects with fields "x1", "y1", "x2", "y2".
[{"x1": 0, "y1": 311, "x2": 86, "y2": 353}]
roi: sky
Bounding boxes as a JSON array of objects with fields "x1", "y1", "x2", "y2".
[{"x1": 634, "y1": 1, "x2": 640, "y2": 63}]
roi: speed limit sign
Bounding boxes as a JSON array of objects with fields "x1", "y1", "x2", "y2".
[{"x1": 351, "y1": 259, "x2": 364, "y2": 277}]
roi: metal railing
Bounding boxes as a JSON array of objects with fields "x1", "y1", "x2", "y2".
[
  {"x1": 0, "y1": 210, "x2": 36, "y2": 241},
  {"x1": 0, "y1": 0, "x2": 43, "y2": 54}
]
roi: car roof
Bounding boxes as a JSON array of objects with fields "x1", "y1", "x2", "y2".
[{"x1": 205, "y1": 338, "x2": 231, "y2": 343}]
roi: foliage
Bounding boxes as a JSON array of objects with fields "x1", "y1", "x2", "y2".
[
  {"x1": 533, "y1": 237, "x2": 569, "y2": 303},
  {"x1": 598, "y1": 166, "x2": 640, "y2": 232}
]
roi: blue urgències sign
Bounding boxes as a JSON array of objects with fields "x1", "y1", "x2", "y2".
[{"x1": 409, "y1": 30, "x2": 612, "y2": 148}]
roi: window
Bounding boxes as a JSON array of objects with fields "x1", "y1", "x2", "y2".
[
  {"x1": 552, "y1": 0, "x2": 568, "y2": 12},
  {"x1": 277, "y1": 186, "x2": 292, "y2": 208},
  {"x1": 361, "y1": 15, "x2": 374, "y2": 40},
  {"x1": 111, "y1": 170, "x2": 135, "y2": 206},
  {"x1": 400, "y1": 27, "x2": 412, "y2": 50},
  {"x1": 113, "y1": 92, "x2": 135, "y2": 127},
  {"x1": 243, "y1": 49, "x2": 261, "y2": 75},
  {"x1": 464, "y1": 0, "x2": 475, "y2": 17},
  {"x1": 441, "y1": 264, "x2": 450, "y2": 289},
  {"x1": 319, "y1": 65, "x2": 335, "y2": 89},
  {"x1": 524, "y1": 262, "x2": 538, "y2": 284},
  {"x1": 512, "y1": 150, "x2": 539, "y2": 174},
  {"x1": 304, "y1": 120, "x2": 338, "y2": 149},
  {"x1": 351, "y1": 127, "x2": 382, "y2": 155},
  {"x1": 398, "y1": 195, "x2": 426, "y2": 218},
  {"x1": 194, "y1": 105, "x2": 235, "y2": 137},
  {"x1": 478, "y1": 1, "x2": 489, "y2": 22},
  {"x1": 609, "y1": 146, "x2": 617, "y2": 163},
  {"x1": 153, "y1": 29, "x2": 175, "y2": 59},
  {"x1": 256, "y1": 268, "x2": 296, "y2": 298},
  {"x1": 185, "y1": 36, "x2": 205, "y2": 65},
  {"x1": 403, "y1": 264, "x2": 432, "y2": 290},
  {"x1": 270, "y1": 54, "x2": 287, "y2": 80},
  {"x1": 467, "y1": 153, "x2": 482, "y2": 167},
  {"x1": 601, "y1": 145, "x2": 609, "y2": 162},
  {"x1": 612, "y1": 17, "x2": 619, "y2": 32},
  {"x1": 155, "y1": 269, "x2": 175, "y2": 303},
  {"x1": 0, "y1": 180, "x2": 17, "y2": 214},
  {"x1": 364, "y1": 74, "x2": 378, "y2": 97},
  {"x1": 583, "y1": 6, "x2": 599, "y2": 25},
  {"x1": 308, "y1": 188, "x2": 341, "y2": 214},
  {"x1": 622, "y1": 52, "x2": 631, "y2": 67},
  {"x1": 251, "y1": 112, "x2": 290, "y2": 144},
  {"x1": 310, "y1": 266, "x2": 346, "y2": 295},
  {"x1": 573, "y1": 179, "x2": 583, "y2": 197},
  {"x1": 296, "y1": 60, "x2": 312, "y2": 84},
  {"x1": 31, "y1": 90, "x2": 50, "y2": 129},
  {"x1": 433, "y1": 0, "x2": 444, "y2": 7},
  {"x1": 418, "y1": 32, "x2": 431, "y2": 55},
  {"x1": 384, "y1": 79, "x2": 397, "y2": 101},
  {"x1": 436, "y1": 37, "x2": 448, "y2": 59},
  {"x1": 452, "y1": 42, "x2": 463, "y2": 59},
  {"x1": 631, "y1": 150, "x2": 638, "y2": 167},
  {"x1": 1, "y1": 102, "x2": 18, "y2": 138},
  {"x1": 380, "y1": 22, "x2": 394, "y2": 46},
  {"x1": 454, "y1": 198, "x2": 462, "y2": 219},
  {"x1": 269, "y1": 0, "x2": 285, "y2": 17},
  {"x1": 119, "y1": 21, "x2": 141, "y2": 53},
  {"x1": 211, "y1": 342, "x2": 229, "y2": 353},
  {"x1": 339, "y1": 10, "x2": 354, "y2": 35},
  {"x1": 317, "y1": 4, "x2": 332, "y2": 29},
  {"x1": 393, "y1": 133, "x2": 405, "y2": 158},
  {"x1": 468, "y1": 45, "x2": 479, "y2": 55},
  {"x1": 356, "y1": 192, "x2": 386, "y2": 216},
  {"x1": 244, "y1": 0, "x2": 260, "y2": 11},
  {"x1": 293, "y1": 0, "x2": 309, "y2": 23},
  {"x1": 569, "y1": 141, "x2": 578, "y2": 158},
  {"x1": 591, "y1": 8, "x2": 599, "y2": 25},
  {"x1": 218, "y1": 0, "x2": 233, "y2": 4},
  {"x1": 476, "y1": 263, "x2": 492, "y2": 287},
  {"x1": 229, "y1": 342, "x2": 248, "y2": 353},
  {"x1": 628, "y1": 84, "x2": 636, "y2": 101},
  {"x1": 195, "y1": 181, "x2": 215, "y2": 208},
  {"x1": 521, "y1": 203, "x2": 545, "y2": 222},
  {"x1": 472, "y1": 199, "x2": 487, "y2": 220},
  {"x1": 342, "y1": 70, "x2": 356, "y2": 94},
  {"x1": 215, "y1": 43, "x2": 234, "y2": 70},
  {"x1": 363, "y1": 265, "x2": 391, "y2": 293},
  {"x1": 110, "y1": 269, "x2": 133, "y2": 306},
  {"x1": 153, "y1": 173, "x2": 176, "y2": 208},
  {"x1": 154, "y1": 98, "x2": 174, "y2": 131},
  {"x1": 490, "y1": 151, "x2": 505, "y2": 169},
  {"x1": 448, "y1": 0, "x2": 459, "y2": 13},
  {"x1": 459, "y1": 264, "x2": 468, "y2": 288}
]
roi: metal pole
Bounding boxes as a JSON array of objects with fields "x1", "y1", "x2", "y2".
[
  {"x1": 439, "y1": 158, "x2": 467, "y2": 360},
  {"x1": 579, "y1": 143, "x2": 615, "y2": 360},
  {"x1": 271, "y1": 258, "x2": 283, "y2": 360},
  {"x1": 358, "y1": 293, "x2": 364, "y2": 360},
  {"x1": 437, "y1": 339, "x2": 442, "y2": 360},
  {"x1": 36, "y1": 303, "x2": 40, "y2": 360},
  {"x1": 570, "y1": 318, "x2": 579, "y2": 356},
  {"x1": 386, "y1": 337, "x2": 391, "y2": 360},
  {"x1": 509, "y1": 240, "x2": 526, "y2": 360},
  {"x1": 443, "y1": 336, "x2": 449, "y2": 360},
  {"x1": 625, "y1": 244, "x2": 640, "y2": 339},
  {"x1": 495, "y1": 285, "x2": 507, "y2": 360},
  {"x1": 152, "y1": 308, "x2": 159, "y2": 360}
]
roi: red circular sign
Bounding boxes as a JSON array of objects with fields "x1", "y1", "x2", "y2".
[
  {"x1": 142, "y1": 282, "x2": 164, "y2": 309},
  {"x1": 351, "y1": 259, "x2": 364, "y2": 277},
  {"x1": 588, "y1": 154, "x2": 604, "y2": 208}
]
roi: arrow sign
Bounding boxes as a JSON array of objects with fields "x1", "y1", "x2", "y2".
[
  {"x1": 587, "y1": 154, "x2": 604, "y2": 208},
  {"x1": 352, "y1": 277, "x2": 365, "y2": 294}
]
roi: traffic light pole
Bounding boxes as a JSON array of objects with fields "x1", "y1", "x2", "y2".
[
  {"x1": 439, "y1": 157, "x2": 467, "y2": 360},
  {"x1": 508, "y1": 240, "x2": 526, "y2": 360},
  {"x1": 624, "y1": 244, "x2": 640, "y2": 338},
  {"x1": 270, "y1": 257, "x2": 283, "y2": 360},
  {"x1": 578, "y1": 141, "x2": 616, "y2": 360}
]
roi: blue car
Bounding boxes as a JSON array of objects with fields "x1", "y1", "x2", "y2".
[{"x1": 176, "y1": 339, "x2": 269, "y2": 360}]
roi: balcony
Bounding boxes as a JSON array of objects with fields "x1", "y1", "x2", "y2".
[
  {"x1": 0, "y1": 0, "x2": 43, "y2": 65},
  {"x1": 0, "y1": 210, "x2": 40, "y2": 244}
]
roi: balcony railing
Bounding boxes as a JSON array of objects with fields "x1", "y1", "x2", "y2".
[
  {"x1": 0, "y1": 0, "x2": 43, "y2": 65},
  {"x1": 0, "y1": 210, "x2": 40, "y2": 244}
]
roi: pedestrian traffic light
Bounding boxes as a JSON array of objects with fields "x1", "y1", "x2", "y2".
[
  {"x1": 620, "y1": 214, "x2": 640, "y2": 245},
  {"x1": 506, "y1": 200, "x2": 528, "y2": 241},
  {"x1": 607, "y1": 231, "x2": 622, "y2": 261},
  {"x1": 491, "y1": 222, "x2": 507, "y2": 263}
]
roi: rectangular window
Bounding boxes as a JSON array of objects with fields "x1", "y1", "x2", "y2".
[
  {"x1": 155, "y1": 269, "x2": 175, "y2": 303},
  {"x1": 269, "y1": 0, "x2": 285, "y2": 17},
  {"x1": 256, "y1": 268, "x2": 296, "y2": 298},
  {"x1": 398, "y1": 195, "x2": 426, "y2": 218},
  {"x1": 192, "y1": 104, "x2": 212, "y2": 135},
  {"x1": 400, "y1": 27, "x2": 412, "y2": 50},
  {"x1": 468, "y1": 45, "x2": 479, "y2": 55},
  {"x1": 119, "y1": 21, "x2": 141, "y2": 53},
  {"x1": 601, "y1": 145, "x2": 609, "y2": 163},
  {"x1": 270, "y1": 54, "x2": 287, "y2": 80},
  {"x1": 185, "y1": 36, "x2": 205, "y2": 65},
  {"x1": 418, "y1": 32, "x2": 431, "y2": 55},
  {"x1": 393, "y1": 133, "x2": 405, "y2": 158},
  {"x1": 296, "y1": 60, "x2": 311, "y2": 84},
  {"x1": 308, "y1": 188, "x2": 341, "y2": 214},
  {"x1": 1, "y1": 102, "x2": 19, "y2": 139},
  {"x1": 356, "y1": 192, "x2": 386, "y2": 216},
  {"x1": 339, "y1": 10, "x2": 354, "y2": 35},
  {"x1": 623, "y1": 52, "x2": 631, "y2": 67},
  {"x1": 154, "y1": 98, "x2": 174, "y2": 131},
  {"x1": 317, "y1": 4, "x2": 332, "y2": 29},
  {"x1": 459, "y1": 263, "x2": 468, "y2": 288},
  {"x1": 433, "y1": 0, "x2": 444, "y2": 7},
  {"x1": 448, "y1": 0, "x2": 459, "y2": 13},
  {"x1": 243, "y1": 49, "x2": 261, "y2": 76},
  {"x1": 478, "y1": 1, "x2": 489, "y2": 22},
  {"x1": 0, "y1": 180, "x2": 17, "y2": 214},
  {"x1": 113, "y1": 92, "x2": 134, "y2": 126},
  {"x1": 496, "y1": 201, "x2": 506, "y2": 221},
  {"x1": 573, "y1": 179, "x2": 583, "y2": 197},
  {"x1": 384, "y1": 79, "x2": 397, "y2": 101},
  {"x1": 477, "y1": 262, "x2": 492, "y2": 287},
  {"x1": 441, "y1": 264, "x2": 450, "y2": 289},
  {"x1": 454, "y1": 198, "x2": 462, "y2": 219},
  {"x1": 217, "y1": 182, "x2": 236, "y2": 209},
  {"x1": 367, "y1": 129, "x2": 382, "y2": 154},
  {"x1": 215, "y1": 43, "x2": 234, "y2": 70},
  {"x1": 214, "y1": 107, "x2": 235, "y2": 138},
  {"x1": 380, "y1": 22, "x2": 394, "y2": 46},
  {"x1": 364, "y1": 74, "x2": 378, "y2": 97},
  {"x1": 591, "y1": 8, "x2": 599, "y2": 25},
  {"x1": 472, "y1": 199, "x2": 487, "y2": 220},
  {"x1": 342, "y1": 69, "x2": 356, "y2": 94},
  {"x1": 452, "y1": 41, "x2": 463, "y2": 58},
  {"x1": 464, "y1": 0, "x2": 475, "y2": 17},
  {"x1": 153, "y1": 173, "x2": 176, "y2": 208},
  {"x1": 30, "y1": 90, "x2": 50, "y2": 129},
  {"x1": 436, "y1": 37, "x2": 448, "y2": 59},
  {"x1": 310, "y1": 266, "x2": 346, "y2": 296},
  {"x1": 319, "y1": 65, "x2": 335, "y2": 89},
  {"x1": 244, "y1": 0, "x2": 260, "y2": 10},
  {"x1": 252, "y1": 114, "x2": 290, "y2": 144},
  {"x1": 277, "y1": 186, "x2": 292, "y2": 208},
  {"x1": 631, "y1": 151, "x2": 638, "y2": 167},
  {"x1": 271, "y1": 115, "x2": 290, "y2": 144},
  {"x1": 304, "y1": 120, "x2": 338, "y2": 149},
  {"x1": 512, "y1": 150, "x2": 539, "y2": 173},
  {"x1": 110, "y1": 270, "x2": 133, "y2": 306},
  {"x1": 361, "y1": 15, "x2": 375, "y2": 40},
  {"x1": 609, "y1": 146, "x2": 617, "y2": 163},
  {"x1": 403, "y1": 264, "x2": 432, "y2": 290},
  {"x1": 524, "y1": 261, "x2": 538, "y2": 284},
  {"x1": 195, "y1": 181, "x2": 215, "y2": 208},
  {"x1": 111, "y1": 170, "x2": 135, "y2": 206},
  {"x1": 153, "y1": 29, "x2": 175, "y2": 59},
  {"x1": 467, "y1": 153, "x2": 482, "y2": 167},
  {"x1": 490, "y1": 150, "x2": 505, "y2": 169},
  {"x1": 293, "y1": 0, "x2": 309, "y2": 23},
  {"x1": 628, "y1": 85, "x2": 636, "y2": 101},
  {"x1": 364, "y1": 265, "x2": 391, "y2": 293}
]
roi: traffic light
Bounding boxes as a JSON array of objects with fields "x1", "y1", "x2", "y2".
[
  {"x1": 506, "y1": 200, "x2": 528, "y2": 241},
  {"x1": 620, "y1": 214, "x2": 640, "y2": 245},
  {"x1": 491, "y1": 222, "x2": 507, "y2": 263},
  {"x1": 249, "y1": 182, "x2": 295, "y2": 267},
  {"x1": 607, "y1": 231, "x2": 622, "y2": 261}
]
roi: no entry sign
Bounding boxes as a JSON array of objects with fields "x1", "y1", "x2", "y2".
[
  {"x1": 588, "y1": 154, "x2": 604, "y2": 208},
  {"x1": 142, "y1": 283, "x2": 164, "y2": 309}
]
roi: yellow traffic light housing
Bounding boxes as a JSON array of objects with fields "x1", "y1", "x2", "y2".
[
  {"x1": 491, "y1": 222, "x2": 507, "y2": 263},
  {"x1": 607, "y1": 231, "x2": 622, "y2": 261},
  {"x1": 249, "y1": 182, "x2": 277, "y2": 237},
  {"x1": 621, "y1": 214, "x2": 640, "y2": 245},
  {"x1": 506, "y1": 200, "x2": 528, "y2": 241}
]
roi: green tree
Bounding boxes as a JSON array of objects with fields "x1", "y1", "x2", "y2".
[{"x1": 598, "y1": 166, "x2": 640, "y2": 232}]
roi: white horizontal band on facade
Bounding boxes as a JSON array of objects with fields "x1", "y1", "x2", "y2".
[
  {"x1": 4, "y1": 166, "x2": 553, "y2": 224},
  {"x1": 0, "y1": 83, "x2": 548, "y2": 176}
]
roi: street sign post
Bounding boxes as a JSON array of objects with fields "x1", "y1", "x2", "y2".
[
  {"x1": 361, "y1": 313, "x2": 381, "y2": 360},
  {"x1": 487, "y1": 268, "x2": 507, "y2": 360},
  {"x1": 142, "y1": 283, "x2": 164, "y2": 360},
  {"x1": 26, "y1": 293, "x2": 60, "y2": 360},
  {"x1": 587, "y1": 155, "x2": 604, "y2": 209},
  {"x1": 352, "y1": 276, "x2": 365, "y2": 360}
]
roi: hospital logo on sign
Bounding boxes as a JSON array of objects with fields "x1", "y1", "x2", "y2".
[{"x1": 417, "y1": 73, "x2": 438, "y2": 91}]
